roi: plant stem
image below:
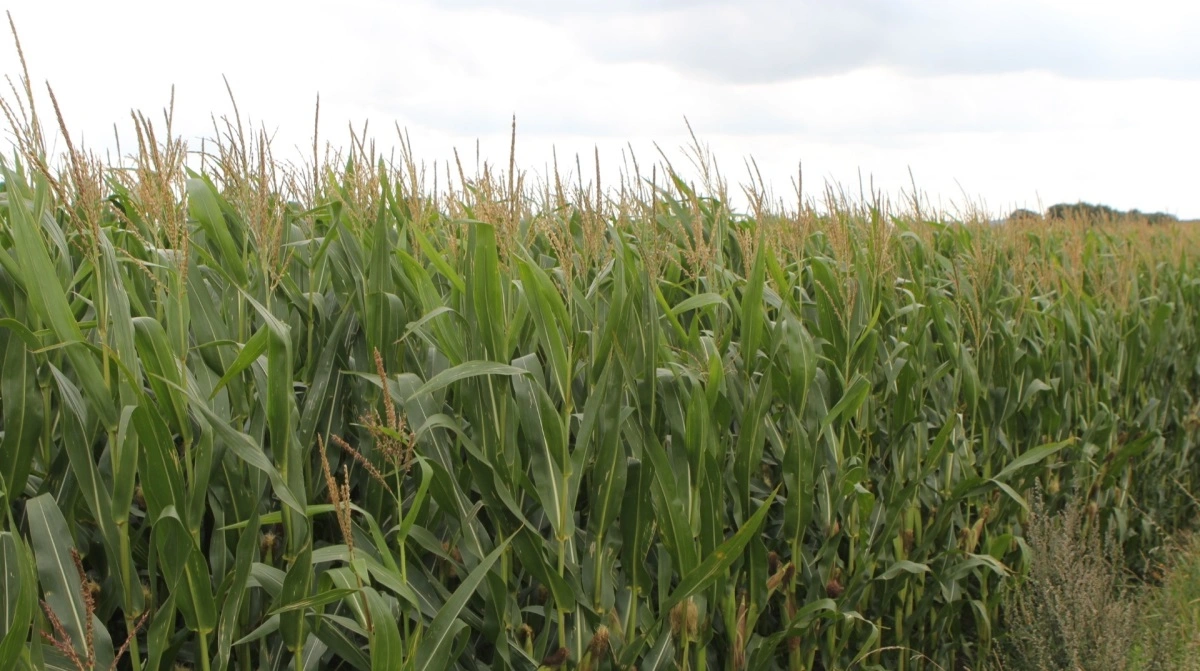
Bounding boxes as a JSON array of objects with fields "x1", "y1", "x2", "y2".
[
  {"x1": 198, "y1": 630, "x2": 212, "y2": 671},
  {"x1": 118, "y1": 521, "x2": 142, "y2": 671},
  {"x1": 125, "y1": 617, "x2": 143, "y2": 671},
  {"x1": 40, "y1": 384, "x2": 52, "y2": 467},
  {"x1": 626, "y1": 586, "x2": 639, "y2": 644},
  {"x1": 592, "y1": 534, "x2": 604, "y2": 611},
  {"x1": 557, "y1": 536, "x2": 568, "y2": 649}
]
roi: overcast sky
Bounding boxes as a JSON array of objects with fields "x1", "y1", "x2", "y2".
[{"x1": 4, "y1": 0, "x2": 1199, "y2": 218}]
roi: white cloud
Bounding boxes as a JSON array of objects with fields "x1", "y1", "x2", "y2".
[
  {"x1": 3, "y1": 0, "x2": 1198, "y2": 218},
  {"x1": 433, "y1": 0, "x2": 1200, "y2": 81}
]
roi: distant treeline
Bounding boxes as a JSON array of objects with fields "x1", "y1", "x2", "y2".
[{"x1": 1008, "y1": 202, "x2": 1180, "y2": 224}]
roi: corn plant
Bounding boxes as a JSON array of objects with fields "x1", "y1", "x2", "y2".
[{"x1": 2, "y1": 60, "x2": 1200, "y2": 671}]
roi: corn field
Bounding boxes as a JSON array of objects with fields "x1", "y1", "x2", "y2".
[{"x1": 2, "y1": 76, "x2": 1200, "y2": 670}]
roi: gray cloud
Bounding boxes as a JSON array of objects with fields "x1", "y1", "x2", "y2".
[{"x1": 432, "y1": 0, "x2": 1200, "y2": 82}]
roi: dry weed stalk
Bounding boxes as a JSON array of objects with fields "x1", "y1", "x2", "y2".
[
  {"x1": 999, "y1": 483, "x2": 1138, "y2": 671},
  {"x1": 40, "y1": 601, "x2": 88, "y2": 671},
  {"x1": 317, "y1": 435, "x2": 356, "y2": 555},
  {"x1": 39, "y1": 552, "x2": 93, "y2": 671},
  {"x1": 364, "y1": 348, "x2": 417, "y2": 474},
  {"x1": 317, "y1": 433, "x2": 377, "y2": 637},
  {"x1": 35, "y1": 546, "x2": 146, "y2": 671}
]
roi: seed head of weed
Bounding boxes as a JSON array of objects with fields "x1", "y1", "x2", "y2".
[{"x1": 998, "y1": 482, "x2": 1138, "y2": 671}]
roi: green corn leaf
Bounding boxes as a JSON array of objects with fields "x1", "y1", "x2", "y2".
[
  {"x1": 516, "y1": 256, "x2": 571, "y2": 400},
  {"x1": 170, "y1": 378, "x2": 308, "y2": 515},
  {"x1": 661, "y1": 488, "x2": 777, "y2": 614},
  {"x1": 365, "y1": 197, "x2": 396, "y2": 354},
  {"x1": 992, "y1": 437, "x2": 1074, "y2": 484},
  {"x1": 186, "y1": 176, "x2": 249, "y2": 286},
  {"x1": 0, "y1": 334, "x2": 42, "y2": 507},
  {"x1": 297, "y1": 307, "x2": 354, "y2": 449},
  {"x1": 208, "y1": 324, "x2": 269, "y2": 400},
  {"x1": 278, "y1": 544, "x2": 313, "y2": 658},
  {"x1": 408, "y1": 219, "x2": 466, "y2": 293},
  {"x1": 414, "y1": 538, "x2": 510, "y2": 671},
  {"x1": 153, "y1": 506, "x2": 218, "y2": 635},
  {"x1": 734, "y1": 375, "x2": 774, "y2": 519},
  {"x1": 130, "y1": 399, "x2": 188, "y2": 524},
  {"x1": 0, "y1": 319, "x2": 44, "y2": 351},
  {"x1": 587, "y1": 360, "x2": 628, "y2": 543},
  {"x1": 819, "y1": 374, "x2": 871, "y2": 435},
  {"x1": 0, "y1": 532, "x2": 37, "y2": 667},
  {"x1": 740, "y1": 245, "x2": 767, "y2": 368},
  {"x1": 215, "y1": 505, "x2": 259, "y2": 671},
  {"x1": 511, "y1": 355, "x2": 570, "y2": 538},
  {"x1": 466, "y1": 220, "x2": 506, "y2": 361},
  {"x1": 669, "y1": 292, "x2": 728, "y2": 318},
  {"x1": 94, "y1": 231, "x2": 140, "y2": 391},
  {"x1": 879, "y1": 560, "x2": 931, "y2": 581},
  {"x1": 25, "y1": 495, "x2": 99, "y2": 664},
  {"x1": 641, "y1": 431, "x2": 698, "y2": 576},
  {"x1": 362, "y1": 586, "x2": 404, "y2": 671},
  {"x1": 397, "y1": 456, "x2": 434, "y2": 542},
  {"x1": 619, "y1": 458, "x2": 654, "y2": 593},
  {"x1": 311, "y1": 613, "x2": 371, "y2": 670},
  {"x1": 510, "y1": 528, "x2": 576, "y2": 612},
  {"x1": 3, "y1": 167, "x2": 116, "y2": 428},
  {"x1": 268, "y1": 587, "x2": 360, "y2": 616},
  {"x1": 403, "y1": 360, "x2": 530, "y2": 403},
  {"x1": 47, "y1": 367, "x2": 122, "y2": 577},
  {"x1": 143, "y1": 594, "x2": 177, "y2": 671}
]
